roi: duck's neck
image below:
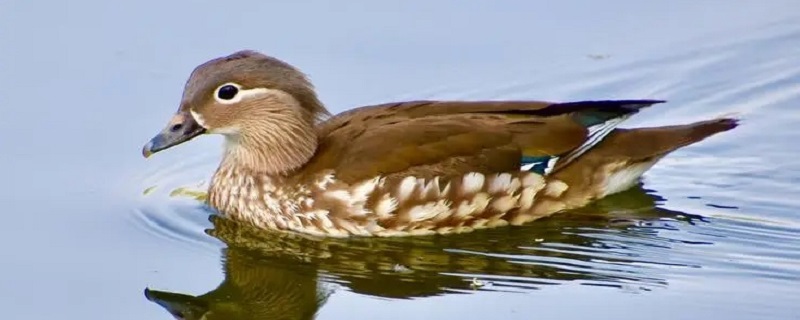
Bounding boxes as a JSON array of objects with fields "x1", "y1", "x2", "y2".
[
  {"x1": 220, "y1": 123, "x2": 317, "y2": 175},
  {"x1": 205, "y1": 114, "x2": 323, "y2": 227}
]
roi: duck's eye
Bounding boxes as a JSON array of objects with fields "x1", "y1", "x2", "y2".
[
  {"x1": 217, "y1": 84, "x2": 239, "y2": 100},
  {"x1": 213, "y1": 82, "x2": 267, "y2": 104}
]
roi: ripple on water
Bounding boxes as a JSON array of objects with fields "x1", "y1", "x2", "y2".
[
  {"x1": 130, "y1": 152, "x2": 222, "y2": 253},
  {"x1": 131, "y1": 204, "x2": 220, "y2": 251}
]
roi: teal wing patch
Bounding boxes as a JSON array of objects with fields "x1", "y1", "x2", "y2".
[{"x1": 518, "y1": 100, "x2": 664, "y2": 175}]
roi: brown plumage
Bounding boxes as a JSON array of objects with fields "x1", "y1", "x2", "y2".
[{"x1": 142, "y1": 50, "x2": 738, "y2": 237}]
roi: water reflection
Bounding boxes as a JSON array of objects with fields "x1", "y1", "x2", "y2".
[
  {"x1": 144, "y1": 185, "x2": 710, "y2": 319},
  {"x1": 145, "y1": 253, "x2": 328, "y2": 320}
]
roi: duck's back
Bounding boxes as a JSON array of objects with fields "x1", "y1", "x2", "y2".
[{"x1": 306, "y1": 99, "x2": 662, "y2": 184}]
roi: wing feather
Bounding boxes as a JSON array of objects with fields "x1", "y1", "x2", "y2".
[{"x1": 302, "y1": 100, "x2": 662, "y2": 183}]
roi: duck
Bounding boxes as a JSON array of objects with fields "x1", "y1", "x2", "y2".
[{"x1": 142, "y1": 50, "x2": 738, "y2": 238}]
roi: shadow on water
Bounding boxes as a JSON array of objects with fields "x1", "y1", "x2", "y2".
[{"x1": 144, "y1": 185, "x2": 710, "y2": 319}]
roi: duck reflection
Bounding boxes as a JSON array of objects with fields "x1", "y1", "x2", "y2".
[
  {"x1": 145, "y1": 185, "x2": 707, "y2": 319},
  {"x1": 145, "y1": 250, "x2": 329, "y2": 320}
]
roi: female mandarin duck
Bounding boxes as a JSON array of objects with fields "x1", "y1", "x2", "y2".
[{"x1": 142, "y1": 50, "x2": 737, "y2": 237}]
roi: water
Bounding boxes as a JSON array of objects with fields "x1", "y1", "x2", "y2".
[{"x1": 1, "y1": 1, "x2": 799, "y2": 319}]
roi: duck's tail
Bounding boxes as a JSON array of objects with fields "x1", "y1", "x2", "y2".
[
  {"x1": 554, "y1": 117, "x2": 739, "y2": 198},
  {"x1": 602, "y1": 117, "x2": 739, "y2": 160}
]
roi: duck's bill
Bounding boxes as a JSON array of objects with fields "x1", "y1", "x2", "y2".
[{"x1": 142, "y1": 111, "x2": 206, "y2": 158}]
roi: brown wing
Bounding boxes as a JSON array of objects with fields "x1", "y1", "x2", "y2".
[{"x1": 302, "y1": 100, "x2": 660, "y2": 183}]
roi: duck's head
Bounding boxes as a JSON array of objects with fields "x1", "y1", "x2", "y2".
[{"x1": 142, "y1": 50, "x2": 330, "y2": 173}]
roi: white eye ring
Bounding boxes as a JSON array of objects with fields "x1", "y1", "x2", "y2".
[
  {"x1": 213, "y1": 83, "x2": 270, "y2": 105},
  {"x1": 214, "y1": 82, "x2": 243, "y2": 104}
]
